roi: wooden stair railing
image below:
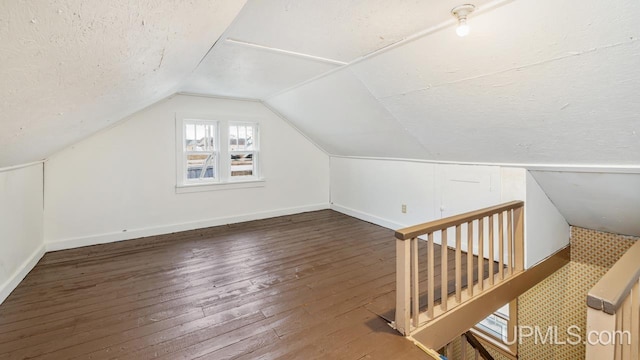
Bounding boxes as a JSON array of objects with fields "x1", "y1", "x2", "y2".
[
  {"x1": 394, "y1": 201, "x2": 525, "y2": 338},
  {"x1": 426, "y1": 331, "x2": 495, "y2": 360},
  {"x1": 586, "y1": 239, "x2": 640, "y2": 360},
  {"x1": 463, "y1": 331, "x2": 495, "y2": 360},
  {"x1": 409, "y1": 243, "x2": 571, "y2": 358}
]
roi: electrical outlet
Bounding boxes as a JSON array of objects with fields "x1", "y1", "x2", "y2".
[{"x1": 401, "y1": 204, "x2": 407, "y2": 213}]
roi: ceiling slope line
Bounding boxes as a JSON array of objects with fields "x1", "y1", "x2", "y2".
[
  {"x1": 344, "y1": 0, "x2": 517, "y2": 66},
  {"x1": 0, "y1": 160, "x2": 46, "y2": 174},
  {"x1": 375, "y1": 37, "x2": 640, "y2": 100},
  {"x1": 225, "y1": 38, "x2": 348, "y2": 66},
  {"x1": 345, "y1": 67, "x2": 434, "y2": 158},
  {"x1": 44, "y1": 93, "x2": 177, "y2": 164},
  {"x1": 174, "y1": 0, "x2": 252, "y2": 91},
  {"x1": 329, "y1": 155, "x2": 640, "y2": 174},
  {"x1": 177, "y1": 92, "x2": 261, "y2": 103},
  {"x1": 263, "y1": 0, "x2": 516, "y2": 102},
  {"x1": 260, "y1": 101, "x2": 331, "y2": 156}
]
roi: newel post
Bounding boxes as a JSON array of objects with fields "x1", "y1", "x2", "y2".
[
  {"x1": 585, "y1": 308, "x2": 616, "y2": 360},
  {"x1": 513, "y1": 205, "x2": 525, "y2": 272},
  {"x1": 395, "y1": 237, "x2": 411, "y2": 336}
]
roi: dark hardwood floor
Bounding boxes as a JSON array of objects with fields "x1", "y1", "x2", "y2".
[{"x1": 0, "y1": 210, "x2": 487, "y2": 359}]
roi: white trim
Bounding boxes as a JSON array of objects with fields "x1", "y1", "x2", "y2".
[
  {"x1": 176, "y1": 92, "x2": 261, "y2": 103},
  {"x1": 45, "y1": 203, "x2": 329, "y2": 252},
  {"x1": 177, "y1": 117, "x2": 220, "y2": 185},
  {"x1": 0, "y1": 160, "x2": 45, "y2": 173},
  {"x1": 176, "y1": 178, "x2": 265, "y2": 193},
  {"x1": 176, "y1": 114, "x2": 264, "y2": 187},
  {"x1": 227, "y1": 121, "x2": 260, "y2": 182},
  {"x1": 263, "y1": 0, "x2": 516, "y2": 101},
  {"x1": 225, "y1": 38, "x2": 348, "y2": 66},
  {"x1": 330, "y1": 203, "x2": 407, "y2": 231},
  {"x1": 0, "y1": 244, "x2": 46, "y2": 305},
  {"x1": 329, "y1": 155, "x2": 640, "y2": 174}
]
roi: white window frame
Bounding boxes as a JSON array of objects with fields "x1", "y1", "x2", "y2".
[
  {"x1": 175, "y1": 114, "x2": 264, "y2": 193},
  {"x1": 226, "y1": 121, "x2": 260, "y2": 180},
  {"x1": 179, "y1": 119, "x2": 220, "y2": 185},
  {"x1": 472, "y1": 300, "x2": 518, "y2": 358}
]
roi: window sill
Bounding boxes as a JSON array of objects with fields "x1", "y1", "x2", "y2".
[{"x1": 175, "y1": 178, "x2": 265, "y2": 194}]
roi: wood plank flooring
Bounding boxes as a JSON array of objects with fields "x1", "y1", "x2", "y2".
[{"x1": 0, "y1": 210, "x2": 486, "y2": 359}]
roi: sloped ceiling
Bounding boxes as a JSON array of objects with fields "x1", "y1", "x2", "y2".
[
  {"x1": 265, "y1": 0, "x2": 640, "y2": 165},
  {"x1": 266, "y1": 67, "x2": 429, "y2": 159},
  {"x1": 180, "y1": 0, "x2": 493, "y2": 100},
  {"x1": 182, "y1": 0, "x2": 639, "y2": 238},
  {"x1": 179, "y1": 40, "x2": 339, "y2": 100},
  {"x1": 531, "y1": 171, "x2": 640, "y2": 237},
  {"x1": 2, "y1": 0, "x2": 640, "y2": 235},
  {"x1": 0, "y1": 0, "x2": 246, "y2": 167}
]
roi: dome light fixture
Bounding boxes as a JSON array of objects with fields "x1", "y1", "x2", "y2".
[{"x1": 451, "y1": 4, "x2": 476, "y2": 37}]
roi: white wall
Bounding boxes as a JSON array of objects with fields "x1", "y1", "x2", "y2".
[
  {"x1": 330, "y1": 157, "x2": 569, "y2": 268},
  {"x1": 0, "y1": 163, "x2": 45, "y2": 304},
  {"x1": 330, "y1": 157, "x2": 504, "y2": 230},
  {"x1": 525, "y1": 172, "x2": 570, "y2": 267},
  {"x1": 44, "y1": 94, "x2": 330, "y2": 250},
  {"x1": 329, "y1": 157, "x2": 437, "y2": 229},
  {"x1": 501, "y1": 167, "x2": 571, "y2": 268}
]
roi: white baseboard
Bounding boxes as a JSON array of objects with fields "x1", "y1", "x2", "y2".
[
  {"x1": 45, "y1": 203, "x2": 330, "y2": 252},
  {"x1": 330, "y1": 203, "x2": 407, "y2": 231},
  {"x1": 0, "y1": 244, "x2": 46, "y2": 305}
]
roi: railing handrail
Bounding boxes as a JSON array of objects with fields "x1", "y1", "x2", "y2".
[
  {"x1": 587, "y1": 239, "x2": 640, "y2": 315},
  {"x1": 395, "y1": 201, "x2": 524, "y2": 240},
  {"x1": 394, "y1": 200, "x2": 525, "y2": 338}
]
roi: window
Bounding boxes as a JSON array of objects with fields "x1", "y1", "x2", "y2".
[
  {"x1": 477, "y1": 310, "x2": 509, "y2": 340},
  {"x1": 473, "y1": 300, "x2": 518, "y2": 358},
  {"x1": 183, "y1": 120, "x2": 218, "y2": 182},
  {"x1": 176, "y1": 115, "x2": 262, "y2": 192},
  {"x1": 228, "y1": 122, "x2": 258, "y2": 178}
]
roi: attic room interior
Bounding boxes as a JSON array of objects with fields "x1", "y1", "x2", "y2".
[{"x1": 1, "y1": 0, "x2": 640, "y2": 359}]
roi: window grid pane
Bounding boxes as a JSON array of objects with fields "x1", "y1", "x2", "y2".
[
  {"x1": 184, "y1": 120, "x2": 218, "y2": 182},
  {"x1": 229, "y1": 124, "x2": 256, "y2": 151},
  {"x1": 229, "y1": 123, "x2": 258, "y2": 178},
  {"x1": 230, "y1": 152, "x2": 254, "y2": 177},
  {"x1": 477, "y1": 313, "x2": 509, "y2": 341}
]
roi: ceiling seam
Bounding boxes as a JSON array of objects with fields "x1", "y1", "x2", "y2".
[
  {"x1": 44, "y1": 93, "x2": 178, "y2": 165},
  {"x1": 225, "y1": 38, "x2": 347, "y2": 65},
  {"x1": 174, "y1": 0, "x2": 252, "y2": 91},
  {"x1": 346, "y1": 67, "x2": 434, "y2": 158},
  {"x1": 330, "y1": 154, "x2": 640, "y2": 173},
  {"x1": 263, "y1": 0, "x2": 516, "y2": 102},
  {"x1": 0, "y1": 160, "x2": 46, "y2": 174},
  {"x1": 260, "y1": 101, "x2": 331, "y2": 157},
  {"x1": 377, "y1": 37, "x2": 640, "y2": 100},
  {"x1": 177, "y1": 92, "x2": 260, "y2": 103}
]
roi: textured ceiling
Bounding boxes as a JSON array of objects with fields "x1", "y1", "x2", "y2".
[
  {"x1": 266, "y1": 0, "x2": 640, "y2": 165},
  {"x1": 222, "y1": 0, "x2": 495, "y2": 63},
  {"x1": 180, "y1": 40, "x2": 339, "y2": 100},
  {"x1": 3, "y1": 0, "x2": 638, "y2": 167},
  {"x1": 179, "y1": 0, "x2": 493, "y2": 100},
  {"x1": 3, "y1": 0, "x2": 639, "y2": 235},
  {"x1": 531, "y1": 171, "x2": 640, "y2": 237},
  {"x1": 0, "y1": 0, "x2": 245, "y2": 167}
]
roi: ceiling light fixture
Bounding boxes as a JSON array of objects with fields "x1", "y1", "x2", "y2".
[{"x1": 451, "y1": 4, "x2": 476, "y2": 37}]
